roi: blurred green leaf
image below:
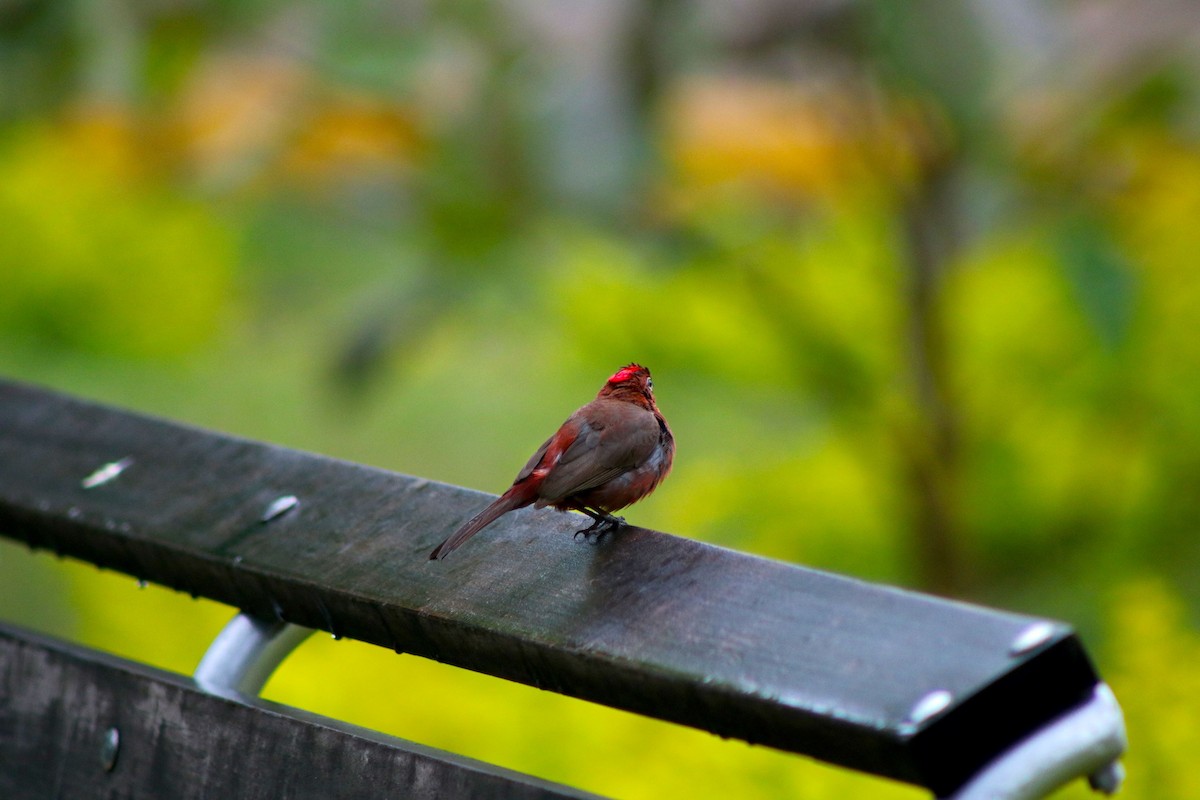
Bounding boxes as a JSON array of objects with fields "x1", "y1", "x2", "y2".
[{"x1": 1055, "y1": 214, "x2": 1136, "y2": 349}]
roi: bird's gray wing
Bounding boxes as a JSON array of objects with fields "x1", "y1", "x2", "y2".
[{"x1": 537, "y1": 404, "x2": 659, "y2": 501}]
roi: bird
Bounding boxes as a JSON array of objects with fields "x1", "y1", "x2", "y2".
[{"x1": 429, "y1": 364, "x2": 675, "y2": 560}]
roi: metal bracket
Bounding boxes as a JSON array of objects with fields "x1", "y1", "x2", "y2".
[
  {"x1": 194, "y1": 612, "x2": 314, "y2": 696},
  {"x1": 947, "y1": 683, "x2": 1127, "y2": 799}
]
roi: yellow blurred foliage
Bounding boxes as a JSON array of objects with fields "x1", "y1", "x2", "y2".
[
  {"x1": 659, "y1": 75, "x2": 931, "y2": 213},
  {"x1": 167, "y1": 52, "x2": 310, "y2": 185},
  {"x1": 0, "y1": 119, "x2": 235, "y2": 357},
  {"x1": 164, "y1": 52, "x2": 423, "y2": 192},
  {"x1": 1112, "y1": 133, "x2": 1200, "y2": 412},
  {"x1": 1101, "y1": 579, "x2": 1200, "y2": 800},
  {"x1": 279, "y1": 96, "x2": 423, "y2": 186}
]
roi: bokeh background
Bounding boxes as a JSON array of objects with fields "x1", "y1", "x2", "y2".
[{"x1": 2, "y1": 1, "x2": 1199, "y2": 797}]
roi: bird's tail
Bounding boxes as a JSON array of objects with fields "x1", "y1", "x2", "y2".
[{"x1": 429, "y1": 486, "x2": 531, "y2": 560}]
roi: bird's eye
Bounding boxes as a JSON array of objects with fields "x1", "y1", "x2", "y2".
[{"x1": 647, "y1": 378, "x2": 653, "y2": 390}]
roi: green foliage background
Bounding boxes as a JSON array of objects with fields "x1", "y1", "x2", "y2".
[{"x1": 2, "y1": 2, "x2": 1199, "y2": 797}]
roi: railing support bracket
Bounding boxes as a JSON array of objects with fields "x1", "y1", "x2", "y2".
[
  {"x1": 948, "y1": 683, "x2": 1126, "y2": 799},
  {"x1": 194, "y1": 612, "x2": 313, "y2": 696}
]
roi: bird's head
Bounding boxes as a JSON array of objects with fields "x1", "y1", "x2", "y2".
[{"x1": 599, "y1": 364, "x2": 656, "y2": 405}]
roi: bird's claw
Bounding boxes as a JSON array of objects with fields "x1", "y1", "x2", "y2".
[{"x1": 573, "y1": 514, "x2": 626, "y2": 543}]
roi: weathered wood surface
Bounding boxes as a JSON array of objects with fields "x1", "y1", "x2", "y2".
[
  {"x1": 0, "y1": 623, "x2": 596, "y2": 799},
  {"x1": 0, "y1": 379, "x2": 1101, "y2": 795}
]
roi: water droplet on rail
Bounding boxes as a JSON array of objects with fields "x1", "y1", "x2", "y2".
[
  {"x1": 261, "y1": 495, "x2": 299, "y2": 522},
  {"x1": 1009, "y1": 621, "x2": 1057, "y2": 656},
  {"x1": 908, "y1": 689, "x2": 953, "y2": 726},
  {"x1": 82, "y1": 457, "x2": 134, "y2": 489}
]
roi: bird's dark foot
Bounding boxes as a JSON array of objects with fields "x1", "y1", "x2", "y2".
[{"x1": 573, "y1": 514, "x2": 626, "y2": 543}]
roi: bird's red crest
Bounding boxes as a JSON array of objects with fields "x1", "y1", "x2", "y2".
[{"x1": 608, "y1": 364, "x2": 647, "y2": 385}]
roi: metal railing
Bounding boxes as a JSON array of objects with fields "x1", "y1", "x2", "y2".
[{"x1": 0, "y1": 379, "x2": 1126, "y2": 798}]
